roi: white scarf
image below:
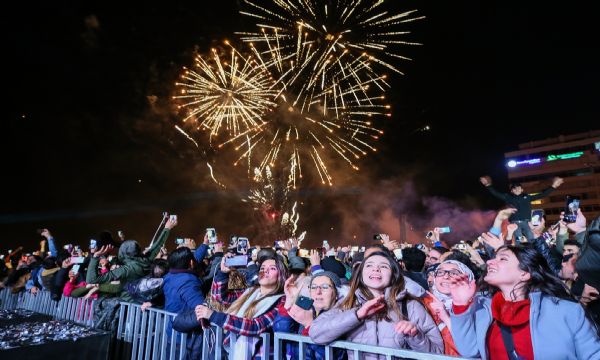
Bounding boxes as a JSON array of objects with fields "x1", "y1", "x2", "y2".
[{"x1": 229, "y1": 287, "x2": 283, "y2": 360}]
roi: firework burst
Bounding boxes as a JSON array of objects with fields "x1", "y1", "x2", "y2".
[{"x1": 173, "y1": 42, "x2": 277, "y2": 144}]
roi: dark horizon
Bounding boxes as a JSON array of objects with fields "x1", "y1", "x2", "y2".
[{"x1": 2, "y1": 1, "x2": 598, "y2": 251}]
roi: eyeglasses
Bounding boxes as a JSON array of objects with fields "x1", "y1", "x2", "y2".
[
  {"x1": 434, "y1": 269, "x2": 462, "y2": 278},
  {"x1": 310, "y1": 284, "x2": 333, "y2": 291}
]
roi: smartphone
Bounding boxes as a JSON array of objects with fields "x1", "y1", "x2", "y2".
[
  {"x1": 425, "y1": 231, "x2": 434, "y2": 239},
  {"x1": 175, "y1": 238, "x2": 185, "y2": 245},
  {"x1": 117, "y1": 230, "x2": 124, "y2": 238},
  {"x1": 457, "y1": 241, "x2": 467, "y2": 250},
  {"x1": 295, "y1": 295, "x2": 314, "y2": 310},
  {"x1": 89, "y1": 239, "x2": 97, "y2": 249},
  {"x1": 206, "y1": 228, "x2": 217, "y2": 244},
  {"x1": 438, "y1": 227, "x2": 452, "y2": 234},
  {"x1": 564, "y1": 197, "x2": 579, "y2": 223},
  {"x1": 373, "y1": 234, "x2": 382, "y2": 241},
  {"x1": 393, "y1": 248, "x2": 403, "y2": 260},
  {"x1": 322, "y1": 240, "x2": 329, "y2": 247},
  {"x1": 70, "y1": 256, "x2": 85, "y2": 264},
  {"x1": 169, "y1": 215, "x2": 178, "y2": 222},
  {"x1": 71, "y1": 264, "x2": 81, "y2": 273},
  {"x1": 351, "y1": 246, "x2": 359, "y2": 252},
  {"x1": 225, "y1": 255, "x2": 248, "y2": 268},
  {"x1": 531, "y1": 209, "x2": 544, "y2": 226},
  {"x1": 236, "y1": 237, "x2": 249, "y2": 253}
]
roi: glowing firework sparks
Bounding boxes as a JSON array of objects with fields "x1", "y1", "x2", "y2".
[
  {"x1": 173, "y1": 0, "x2": 421, "y2": 187},
  {"x1": 238, "y1": 0, "x2": 423, "y2": 91},
  {"x1": 175, "y1": 125, "x2": 199, "y2": 148},
  {"x1": 207, "y1": 162, "x2": 226, "y2": 188},
  {"x1": 173, "y1": 43, "x2": 277, "y2": 144}
]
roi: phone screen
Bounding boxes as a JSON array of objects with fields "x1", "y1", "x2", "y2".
[{"x1": 531, "y1": 209, "x2": 544, "y2": 226}]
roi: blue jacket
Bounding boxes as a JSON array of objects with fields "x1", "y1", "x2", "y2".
[
  {"x1": 163, "y1": 269, "x2": 205, "y2": 360},
  {"x1": 450, "y1": 292, "x2": 600, "y2": 359},
  {"x1": 163, "y1": 271, "x2": 205, "y2": 315}
]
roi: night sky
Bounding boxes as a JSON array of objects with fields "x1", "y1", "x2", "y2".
[{"x1": 2, "y1": 1, "x2": 598, "y2": 251}]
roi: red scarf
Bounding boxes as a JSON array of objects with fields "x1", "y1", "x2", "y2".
[{"x1": 487, "y1": 292, "x2": 533, "y2": 360}]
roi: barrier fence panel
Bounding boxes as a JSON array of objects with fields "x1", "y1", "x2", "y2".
[
  {"x1": 1, "y1": 289, "x2": 479, "y2": 360},
  {"x1": 117, "y1": 302, "x2": 191, "y2": 360},
  {"x1": 273, "y1": 332, "x2": 479, "y2": 360}
]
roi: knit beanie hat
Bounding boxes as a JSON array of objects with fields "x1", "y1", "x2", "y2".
[{"x1": 310, "y1": 271, "x2": 341, "y2": 288}]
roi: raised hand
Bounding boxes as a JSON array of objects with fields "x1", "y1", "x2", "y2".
[
  {"x1": 552, "y1": 177, "x2": 564, "y2": 188},
  {"x1": 449, "y1": 274, "x2": 476, "y2": 306},
  {"x1": 496, "y1": 208, "x2": 518, "y2": 222},
  {"x1": 283, "y1": 275, "x2": 300, "y2": 309},
  {"x1": 394, "y1": 320, "x2": 419, "y2": 337},
  {"x1": 480, "y1": 232, "x2": 505, "y2": 251},
  {"x1": 164, "y1": 216, "x2": 178, "y2": 230},
  {"x1": 356, "y1": 295, "x2": 386, "y2": 320},
  {"x1": 309, "y1": 249, "x2": 321, "y2": 267},
  {"x1": 93, "y1": 245, "x2": 114, "y2": 258},
  {"x1": 220, "y1": 253, "x2": 233, "y2": 273},
  {"x1": 479, "y1": 176, "x2": 492, "y2": 187},
  {"x1": 426, "y1": 291, "x2": 450, "y2": 326}
]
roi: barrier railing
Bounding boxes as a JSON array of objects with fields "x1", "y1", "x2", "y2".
[
  {"x1": 273, "y1": 332, "x2": 476, "y2": 360},
  {"x1": 1, "y1": 288, "x2": 476, "y2": 360},
  {"x1": 116, "y1": 302, "x2": 272, "y2": 360}
]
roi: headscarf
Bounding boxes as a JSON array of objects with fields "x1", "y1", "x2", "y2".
[{"x1": 431, "y1": 260, "x2": 475, "y2": 310}]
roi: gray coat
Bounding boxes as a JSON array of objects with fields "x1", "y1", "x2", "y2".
[
  {"x1": 309, "y1": 287, "x2": 444, "y2": 359},
  {"x1": 450, "y1": 292, "x2": 600, "y2": 359}
]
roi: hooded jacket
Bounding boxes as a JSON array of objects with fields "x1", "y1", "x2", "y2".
[
  {"x1": 86, "y1": 229, "x2": 170, "y2": 302},
  {"x1": 450, "y1": 292, "x2": 600, "y2": 359},
  {"x1": 309, "y1": 287, "x2": 443, "y2": 359}
]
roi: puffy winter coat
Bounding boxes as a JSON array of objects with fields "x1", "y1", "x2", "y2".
[
  {"x1": 309, "y1": 287, "x2": 443, "y2": 360},
  {"x1": 450, "y1": 292, "x2": 600, "y2": 359}
]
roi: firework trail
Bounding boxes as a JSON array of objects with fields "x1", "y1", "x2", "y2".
[
  {"x1": 206, "y1": 162, "x2": 226, "y2": 188},
  {"x1": 175, "y1": 125, "x2": 200, "y2": 148}
]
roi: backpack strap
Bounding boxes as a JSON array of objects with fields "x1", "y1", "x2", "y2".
[
  {"x1": 400, "y1": 298, "x2": 408, "y2": 320},
  {"x1": 497, "y1": 321, "x2": 525, "y2": 360}
]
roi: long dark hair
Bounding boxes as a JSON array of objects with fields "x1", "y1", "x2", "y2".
[
  {"x1": 491, "y1": 245, "x2": 573, "y2": 301},
  {"x1": 340, "y1": 251, "x2": 407, "y2": 321}
]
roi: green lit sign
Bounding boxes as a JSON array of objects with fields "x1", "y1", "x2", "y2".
[{"x1": 546, "y1": 151, "x2": 584, "y2": 161}]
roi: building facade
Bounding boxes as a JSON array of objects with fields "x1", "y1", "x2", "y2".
[{"x1": 504, "y1": 130, "x2": 600, "y2": 224}]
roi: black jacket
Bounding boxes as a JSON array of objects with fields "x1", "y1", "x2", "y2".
[{"x1": 486, "y1": 185, "x2": 555, "y2": 221}]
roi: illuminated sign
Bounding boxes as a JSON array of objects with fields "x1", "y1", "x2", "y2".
[
  {"x1": 507, "y1": 158, "x2": 541, "y2": 168},
  {"x1": 546, "y1": 151, "x2": 584, "y2": 161},
  {"x1": 595, "y1": 141, "x2": 600, "y2": 151}
]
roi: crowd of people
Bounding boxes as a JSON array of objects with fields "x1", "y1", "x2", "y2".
[{"x1": 1, "y1": 178, "x2": 600, "y2": 359}]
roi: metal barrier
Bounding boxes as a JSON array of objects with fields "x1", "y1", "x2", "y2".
[
  {"x1": 1, "y1": 289, "x2": 476, "y2": 360},
  {"x1": 273, "y1": 332, "x2": 477, "y2": 360},
  {"x1": 116, "y1": 302, "x2": 272, "y2": 360},
  {"x1": 0, "y1": 288, "x2": 21, "y2": 310}
]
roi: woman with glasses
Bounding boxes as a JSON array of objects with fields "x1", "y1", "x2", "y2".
[
  {"x1": 422, "y1": 260, "x2": 474, "y2": 356},
  {"x1": 274, "y1": 271, "x2": 347, "y2": 360},
  {"x1": 309, "y1": 251, "x2": 443, "y2": 359}
]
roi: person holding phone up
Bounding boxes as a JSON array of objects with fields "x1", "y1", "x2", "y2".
[
  {"x1": 174, "y1": 254, "x2": 289, "y2": 360},
  {"x1": 273, "y1": 271, "x2": 347, "y2": 360},
  {"x1": 480, "y1": 175, "x2": 564, "y2": 243}
]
